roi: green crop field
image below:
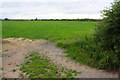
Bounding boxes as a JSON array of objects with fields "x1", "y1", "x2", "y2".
[
  {"x1": 2, "y1": 21, "x2": 97, "y2": 67},
  {"x1": 2, "y1": 21, "x2": 96, "y2": 40}
]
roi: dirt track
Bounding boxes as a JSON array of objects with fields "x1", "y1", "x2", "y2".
[{"x1": 2, "y1": 38, "x2": 118, "y2": 78}]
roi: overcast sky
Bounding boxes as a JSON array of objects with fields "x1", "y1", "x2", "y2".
[{"x1": 0, "y1": 0, "x2": 114, "y2": 19}]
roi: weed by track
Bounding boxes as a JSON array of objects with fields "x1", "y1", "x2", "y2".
[{"x1": 19, "y1": 52, "x2": 81, "y2": 78}]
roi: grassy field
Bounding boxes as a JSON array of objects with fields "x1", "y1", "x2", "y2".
[
  {"x1": 2, "y1": 21, "x2": 97, "y2": 67},
  {"x1": 2, "y1": 21, "x2": 96, "y2": 40}
]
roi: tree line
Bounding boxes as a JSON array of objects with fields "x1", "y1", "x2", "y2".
[{"x1": 3, "y1": 18, "x2": 100, "y2": 21}]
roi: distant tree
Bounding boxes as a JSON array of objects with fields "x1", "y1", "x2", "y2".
[
  {"x1": 35, "y1": 18, "x2": 37, "y2": 21},
  {"x1": 4, "y1": 18, "x2": 9, "y2": 20},
  {"x1": 31, "y1": 19, "x2": 33, "y2": 21}
]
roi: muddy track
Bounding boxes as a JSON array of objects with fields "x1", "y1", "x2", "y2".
[{"x1": 2, "y1": 38, "x2": 118, "y2": 78}]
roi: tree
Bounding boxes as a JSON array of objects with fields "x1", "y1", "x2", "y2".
[
  {"x1": 4, "y1": 18, "x2": 9, "y2": 20},
  {"x1": 35, "y1": 18, "x2": 37, "y2": 21},
  {"x1": 94, "y1": 1, "x2": 120, "y2": 70}
]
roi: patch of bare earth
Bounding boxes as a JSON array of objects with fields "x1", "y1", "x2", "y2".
[{"x1": 2, "y1": 38, "x2": 118, "y2": 78}]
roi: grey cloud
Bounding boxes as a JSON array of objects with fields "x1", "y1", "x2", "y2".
[{"x1": 0, "y1": 0, "x2": 114, "y2": 19}]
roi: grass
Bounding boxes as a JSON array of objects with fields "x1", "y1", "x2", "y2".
[
  {"x1": 19, "y1": 52, "x2": 80, "y2": 78},
  {"x1": 2, "y1": 21, "x2": 96, "y2": 40},
  {"x1": 0, "y1": 21, "x2": 2, "y2": 38},
  {"x1": 2, "y1": 21, "x2": 97, "y2": 68},
  {"x1": 12, "y1": 69, "x2": 16, "y2": 72},
  {"x1": 0, "y1": 67, "x2": 3, "y2": 70}
]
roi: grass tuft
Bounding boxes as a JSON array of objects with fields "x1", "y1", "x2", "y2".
[{"x1": 19, "y1": 52, "x2": 81, "y2": 78}]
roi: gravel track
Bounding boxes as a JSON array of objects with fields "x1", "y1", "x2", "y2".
[{"x1": 2, "y1": 38, "x2": 118, "y2": 78}]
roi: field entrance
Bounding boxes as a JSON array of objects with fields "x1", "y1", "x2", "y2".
[{"x1": 2, "y1": 21, "x2": 118, "y2": 78}]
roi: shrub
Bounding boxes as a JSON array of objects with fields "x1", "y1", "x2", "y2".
[{"x1": 94, "y1": 1, "x2": 120, "y2": 70}]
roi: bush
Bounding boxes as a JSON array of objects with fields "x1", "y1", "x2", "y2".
[
  {"x1": 59, "y1": 1, "x2": 120, "y2": 70},
  {"x1": 94, "y1": 1, "x2": 120, "y2": 70}
]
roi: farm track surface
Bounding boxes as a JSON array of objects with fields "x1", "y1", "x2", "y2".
[{"x1": 2, "y1": 38, "x2": 118, "y2": 78}]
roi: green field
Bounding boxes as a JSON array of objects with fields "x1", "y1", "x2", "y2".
[
  {"x1": 2, "y1": 21, "x2": 97, "y2": 67},
  {"x1": 2, "y1": 21, "x2": 96, "y2": 40}
]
